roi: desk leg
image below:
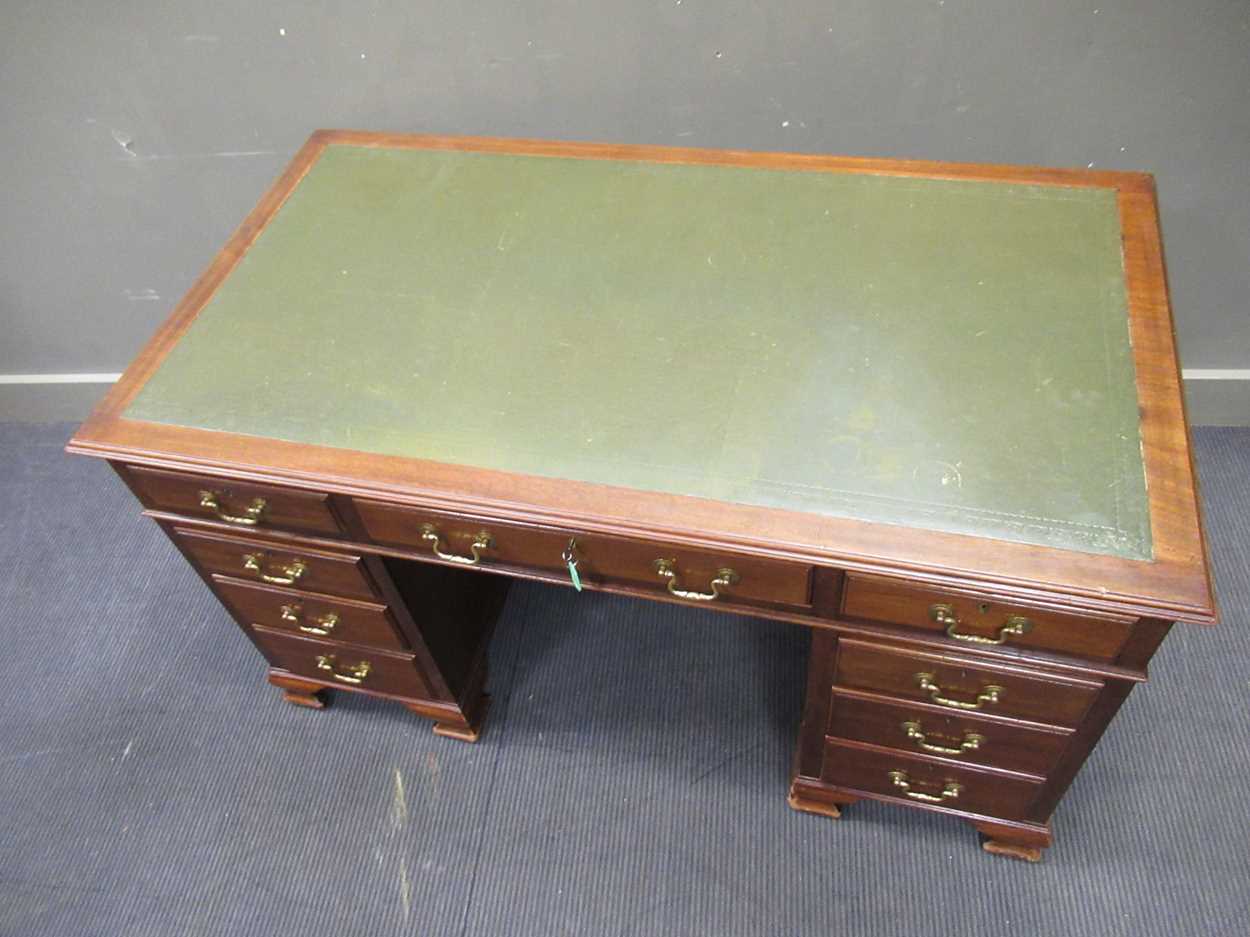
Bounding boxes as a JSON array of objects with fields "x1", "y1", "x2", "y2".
[
  {"x1": 403, "y1": 659, "x2": 492, "y2": 743},
  {"x1": 789, "y1": 628, "x2": 852, "y2": 818},
  {"x1": 268, "y1": 672, "x2": 330, "y2": 709},
  {"x1": 971, "y1": 820, "x2": 1052, "y2": 862},
  {"x1": 422, "y1": 696, "x2": 490, "y2": 743},
  {"x1": 368, "y1": 557, "x2": 508, "y2": 743},
  {"x1": 788, "y1": 776, "x2": 859, "y2": 819}
]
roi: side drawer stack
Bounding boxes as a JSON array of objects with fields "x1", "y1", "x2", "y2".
[
  {"x1": 119, "y1": 465, "x2": 507, "y2": 736},
  {"x1": 821, "y1": 639, "x2": 1099, "y2": 821},
  {"x1": 793, "y1": 572, "x2": 1154, "y2": 858}
]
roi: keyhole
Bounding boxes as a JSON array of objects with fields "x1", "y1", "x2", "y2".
[{"x1": 977, "y1": 602, "x2": 990, "y2": 614}]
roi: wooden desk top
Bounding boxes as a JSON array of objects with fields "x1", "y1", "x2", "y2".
[{"x1": 69, "y1": 131, "x2": 1215, "y2": 624}]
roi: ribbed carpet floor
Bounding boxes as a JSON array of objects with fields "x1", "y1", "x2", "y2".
[{"x1": 1, "y1": 423, "x2": 1246, "y2": 936}]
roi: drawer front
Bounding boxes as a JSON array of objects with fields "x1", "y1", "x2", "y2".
[
  {"x1": 841, "y1": 573, "x2": 1132, "y2": 661},
  {"x1": 827, "y1": 690, "x2": 1072, "y2": 778},
  {"x1": 572, "y1": 536, "x2": 812, "y2": 608},
  {"x1": 357, "y1": 499, "x2": 570, "y2": 574},
  {"x1": 213, "y1": 576, "x2": 407, "y2": 651},
  {"x1": 253, "y1": 628, "x2": 431, "y2": 700},
  {"x1": 172, "y1": 527, "x2": 377, "y2": 600},
  {"x1": 834, "y1": 639, "x2": 1101, "y2": 726},
  {"x1": 355, "y1": 498, "x2": 812, "y2": 608},
  {"x1": 129, "y1": 466, "x2": 344, "y2": 536},
  {"x1": 821, "y1": 739, "x2": 1043, "y2": 820}
]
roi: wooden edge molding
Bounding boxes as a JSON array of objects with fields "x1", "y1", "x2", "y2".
[{"x1": 311, "y1": 128, "x2": 1156, "y2": 192}]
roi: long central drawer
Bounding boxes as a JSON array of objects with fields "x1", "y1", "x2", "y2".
[{"x1": 354, "y1": 499, "x2": 813, "y2": 608}]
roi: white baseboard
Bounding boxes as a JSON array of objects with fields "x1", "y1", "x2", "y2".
[
  {"x1": 0, "y1": 373, "x2": 122, "y2": 384},
  {"x1": 1181, "y1": 371, "x2": 1250, "y2": 426},
  {"x1": 1182, "y1": 369, "x2": 1250, "y2": 381},
  {"x1": 0, "y1": 375, "x2": 119, "y2": 421}
]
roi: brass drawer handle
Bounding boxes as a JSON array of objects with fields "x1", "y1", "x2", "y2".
[
  {"x1": 199, "y1": 490, "x2": 266, "y2": 526},
  {"x1": 242, "y1": 553, "x2": 306, "y2": 585},
  {"x1": 929, "y1": 603, "x2": 1033, "y2": 646},
  {"x1": 914, "y1": 672, "x2": 1003, "y2": 711},
  {"x1": 888, "y1": 770, "x2": 962, "y2": 803},
  {"x1": 315, "y1": 655, "x2": 370, "y2": 685},
  {"x1": 280, "y1": 604, "x2": 339, "y2": 636},
  {"x1": 901, "y1": 720, "x2": 984, "y2": 756},
  {"x1": 420, "y1": 525, "x2": 493, "y2": 566},
  {"x1": 653, "y1": 559, "x2": 739, "y2": 602}
]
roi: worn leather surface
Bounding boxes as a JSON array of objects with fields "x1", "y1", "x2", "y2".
[{"x1": 126, "y1": 144, "x2": 1150, "y2": 559}]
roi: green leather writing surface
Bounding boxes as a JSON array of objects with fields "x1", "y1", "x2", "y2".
[{"x1": 126, "y1": 144, "x2": 1150, "y2": 559}]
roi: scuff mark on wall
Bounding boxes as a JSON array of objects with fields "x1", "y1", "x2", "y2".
[
  {"x1": 116, "y1": 150, "x2": 280, "y2": 162},
  {"x1": 110, "y1": 129, "x2": 137, "y2": 156}
]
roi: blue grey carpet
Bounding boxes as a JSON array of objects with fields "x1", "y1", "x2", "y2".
[{"x1": 1, "y1": 423, "x2": 1247, "y2": 936}]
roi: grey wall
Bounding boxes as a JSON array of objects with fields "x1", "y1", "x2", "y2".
[{"x1": 2, "y1": 1, "x2": 1247, "y2": 420}]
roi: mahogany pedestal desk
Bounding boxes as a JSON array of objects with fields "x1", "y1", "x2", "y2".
[{"x1": 68, "y1": 131, "x2": 1216, "y2": 862}]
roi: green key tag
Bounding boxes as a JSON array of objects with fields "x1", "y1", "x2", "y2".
[{"x1": 562, "y1": 539, "x2": 583, "y2": 592}]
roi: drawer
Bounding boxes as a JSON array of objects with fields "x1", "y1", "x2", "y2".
[
  {"x1": 172, "y1": 527, "x2": 377, "y2": 600},
  {"x1": 213, "y1": 576, "x2": 407, "y2": 652},
  {"x1": 129, "y1": 465, "x2": 344, "y2": 536},
  {"x1": 574, "y1": 536, "x2": 812, "y2": 608},
  {"x1": 841, "y1": 573, "x2": 1132, "y2": 661},
  {"x1": 821, "y1": 739, "x2": 1043, "y2": 821},
  {"x1": 355, "y1": 498, "x2": 812, "y2": 608},
  {"x1": 253, "y1": 627, "x2": 431, "y2": 700},
  {"x1": 357, "y1": 499, "x2": 570, "y2": 574},
  {"x1": 833, "y1": 639, "x2": 1101, "y2": 727},
  {"x1": 827, "y1": 689, "x2": 1073, "y2": 778}
]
